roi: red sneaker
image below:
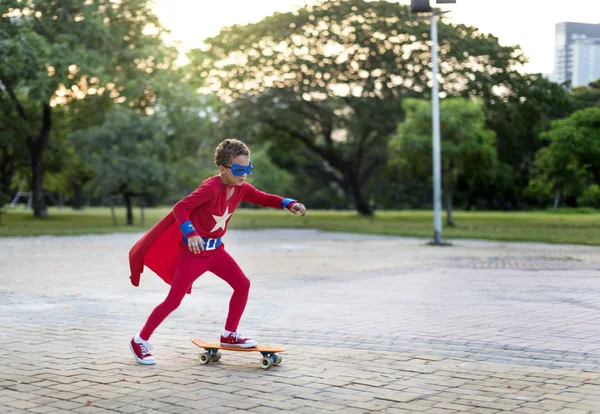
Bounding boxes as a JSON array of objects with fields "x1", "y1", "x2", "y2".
[
  {"x1": 129, "y1": 336, "x2": 156, "y2": 365},
  {"x1": 220, "y1": 332, "x2": 257, "y2": 348}
]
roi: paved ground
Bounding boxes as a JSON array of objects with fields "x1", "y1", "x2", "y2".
[{"x1": 1, "y1": 229, "x2": 600, "y2": 413}]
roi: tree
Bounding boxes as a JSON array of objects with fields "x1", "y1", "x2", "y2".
[
  {"x1": 53, "y1": 91, "x2": 113, "y2": 209},
  {"x1": 190, "y1": 0, "x2": 526, "y2": 215},
  {"x1": 238, "y1": 143, "x2": 295, "y2": 205},
  {"x1": 390, "y1": 98, "x2": 497, "y2": 225},
  {"x1": 149, "y1": 72, "x2": 224, "y2": 192},
  {"x1": 571, "y1": 77, "x2": 600, "y2": 111},
  {"x1": 0, "y1": 93, "x2": 29, "y2": 200},
  {"x1": 555, "y1": 108, "x2": 600, "y2": 184},
  {"x1": 482, "y1": 74, "x2": 573, "y2": 208},
  {"x1": 70, "y1": 107, "x2": 174, "y2": 225},
  {"x1": 524, "y1": 146, "x2": 586, "y2": 209},
  {"x1": 0, "y1": 0, "x2": 176, "y2": 217},
  {"x1": 526, "y1": 107, "x2": 600, "y2": 208}
]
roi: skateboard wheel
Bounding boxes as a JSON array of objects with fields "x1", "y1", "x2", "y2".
[
  {"x1": 198, "y1": 352, "x2": 211, "y2": 364},
  {"x1": 260, "y1": 357, "x2": 273, "y2": 369},
  {"x1": 274, "y1": 354, "x2": 282, "y2": 366},
  {"x1": 211, "y1": 351, "x2": 222, "y2": 362}
]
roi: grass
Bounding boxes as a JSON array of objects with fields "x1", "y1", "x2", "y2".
[{"x1": 2, "y1": 206, "x2": 600, "y2": 245}]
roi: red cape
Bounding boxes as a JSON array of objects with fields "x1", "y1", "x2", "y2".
[{"x1": 129, "y1": 212, "x2": 192, "y2": 294}]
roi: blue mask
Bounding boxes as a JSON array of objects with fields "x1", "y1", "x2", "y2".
[{"x1": 225, "y1": 162, "x2": 253, "y2": 176}]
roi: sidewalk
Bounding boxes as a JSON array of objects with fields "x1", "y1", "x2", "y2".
[{"x1": 1, "y1": 229, "x2": 600, "y2": 413}]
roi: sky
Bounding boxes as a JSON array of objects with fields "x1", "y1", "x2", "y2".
[{"x1": 153, "y1": 0, "x2": 600, "y2": 75}]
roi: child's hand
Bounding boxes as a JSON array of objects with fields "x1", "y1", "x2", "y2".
[
  {"x1": 290, "y1": 203, "x2": 306, "y2": 217},
  {"x1": 187, "y1": 235, "x2": 205, "y2": 254}
]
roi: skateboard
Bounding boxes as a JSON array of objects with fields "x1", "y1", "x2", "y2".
[{"x1": 191, "y1": 338, "x2": 285, "y2": 370}]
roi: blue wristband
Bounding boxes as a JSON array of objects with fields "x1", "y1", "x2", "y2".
[
  {"x1": 179, "y1": 221, "x2": 196, "y2": 237},
  {"x1": 281, "y1": 198, "x2": 296, "y2": 209}
]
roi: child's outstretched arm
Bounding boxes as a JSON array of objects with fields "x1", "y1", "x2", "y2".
[
  {"x1": 172, "y1": 184, "x2": 216, "y2": 239},
  {"x1": 241, "y1": 183, "x2": 306, "y2": 216}
]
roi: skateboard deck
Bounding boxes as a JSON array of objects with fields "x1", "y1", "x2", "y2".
[{"x1": 192, "y1": 338, "x2": 285, "y2": 369}]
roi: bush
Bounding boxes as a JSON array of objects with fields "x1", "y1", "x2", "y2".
[{"x1": 578, "y1": 184, "x2": 600, "y2": 208}]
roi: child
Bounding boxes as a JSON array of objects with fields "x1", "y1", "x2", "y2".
[{"x1": 128, "y1": 138, "x2": 306, "y2": 364}]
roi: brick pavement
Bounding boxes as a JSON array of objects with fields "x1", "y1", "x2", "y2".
[{"x1": 1, "y1": 229, "x2": 600, "y2": 413}]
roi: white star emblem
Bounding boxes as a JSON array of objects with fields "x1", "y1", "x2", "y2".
[{"x1": 210, "y1": 206, "x2": 233, "y2": 233}]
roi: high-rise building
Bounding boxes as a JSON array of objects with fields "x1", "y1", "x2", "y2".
[
  {"x1": 554, "y1": 22, "x2": 600, "y2": 87},
  {"x1": 571, "y1": 38, "x2": 600, "y2": 87}
]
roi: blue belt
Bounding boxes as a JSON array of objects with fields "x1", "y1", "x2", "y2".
[{"x1": 182, "y1": 236, "x2": 222, "y2": 250}]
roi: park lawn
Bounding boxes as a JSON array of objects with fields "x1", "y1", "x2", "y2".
[{"x1": 1, "y1": 207, "x2": 600, "y2": 245}]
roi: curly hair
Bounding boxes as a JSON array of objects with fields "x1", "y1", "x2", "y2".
[{"x1": 214, "y1": 138, "x2": 250, "y2": 167}]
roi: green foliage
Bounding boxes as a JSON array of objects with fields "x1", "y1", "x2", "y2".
[
  {"x1": 0, "y1": 0, "x2": 178, "y2": 216},
  {"x1": 523, "y1": 175, "x2": 553, "y2": 205},
  {"x1": 566, "y1": 108, "x2": 600, "y2": 184},
  {"x1": 1, "y1": 0, "x2": 174, "y2": 109},
  {"x1": 578, "y1": 185, "x2": 600, "y2": 208},
  {"x1": 70, "y1": 106, "x2": 175, "y2": 205},
  {"x1": 151, "y1": 74, "x2": 224, "y2": 192},
  {"x1": 483, "y1": 74, "x2": 573, "y2": 206},
  {"x1": 227, "y1": 121, "x2": 348, "y2": 209},
  {"x1": 526, "y1": 107, "x2": 600, "y2": 207},
  {"x1": 390, "y1": 97, "x2": 497, "y2": 219},
  {"x1": 0, "y1": 93, "x2": 29, "y2": 195},
  {"x1": 198, "y1": 0, "x2": 526, "y2": 100},
  {"x1": 244, "y1": 143, "x2": 294, "y2": 200},
  {"x1": 192, "y1": 0, "x2": 526, "y2": 215},
  {"x1": 571, "y1": 78, "x2": 600, "y2": 110},
  {"x1": 0, "y1": 0, "x2": 593, "y2": 216},
  {"x1": 524, "y1": 146, "x2": 586, "y2": 206}
]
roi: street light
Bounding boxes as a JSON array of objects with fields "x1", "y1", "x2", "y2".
[{"x1": 410, "y1": 0, "x2": 455, "y2": 246}]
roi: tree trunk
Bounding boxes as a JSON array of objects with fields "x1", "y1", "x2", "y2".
[
  {"x1": 0, "y1": 170, "x2": 15, "y2": 204},
  {"x1": 110, "y1": 205, "x2": 117, "y2": 225},
  {"x1": 109, "y1": 196, "x2": 117, "y2": 225},
  {"x1": 466, "y1": 192, "x2": 475, "y2": 211},
  {"x1": 124, "y1": 192, "x2": 134, "y2": 225},
  {"x1": 28, "y1": 142, "x2": 47, "y2": 218},
  {"x1": 347, "y1": 171, "x2": 372, "y2": 216},
  {"x1": 445, "y1": 187, "x2": 455, "y2": 227},
  {"x1": 72, "y1": 184, "x2": 85, "y2": 210},
  {"x1": 27, "y1": 103, "x2": 52, "y2": 218},
  {"x1": 0, "y1": 147, "x2": 16, "y2": 199},
  {"x1": 553, "y1": 188, "x2": 561, "y2": 210}
]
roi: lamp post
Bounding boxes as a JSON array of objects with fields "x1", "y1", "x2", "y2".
[
  {"x1": 430, "y1": 7, "x2": 442, "y2": 244},
  {"x1": 410, "y1": 0, "x2": 454, "y2": 245}
]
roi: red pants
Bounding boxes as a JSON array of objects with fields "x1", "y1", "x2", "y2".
[{"x1": 140, "y1": 247, "x2": 250, "y2": 340}]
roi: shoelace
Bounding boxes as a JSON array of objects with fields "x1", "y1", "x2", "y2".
[
  {"x1": 231, "y1": 332, "x2": 243, "y2": 341},
  {"x1": 139, "y1": 341, "x2": 153, "y2": 354}
]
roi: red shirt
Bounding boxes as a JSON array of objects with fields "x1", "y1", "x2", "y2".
[
  {"x1": 128, "y1": 175, "x2": 295, "y2": 292},
  {"x1": 172, "y1": 175, "x2": 291, "y2": 239}
]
